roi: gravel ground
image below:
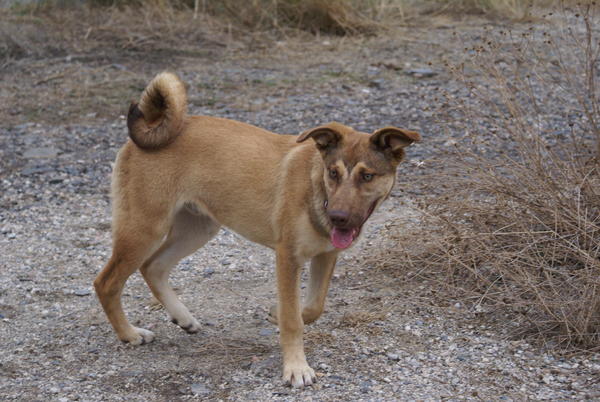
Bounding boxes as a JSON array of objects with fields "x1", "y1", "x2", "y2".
[{"x1": 2, "y1": 12, "x2": 600, "y2": 401}]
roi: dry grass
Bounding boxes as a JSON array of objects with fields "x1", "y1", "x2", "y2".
[
  {"x1": 0, "y1": 0, "x2": 572, "y2": 65},
  {"x1": 337, "y1": 310, "x2": 388, "y2": 327},
  {"x1": 424, "y1": 0, "x2": 535, "y2": 19},
  {"x1": 6, "y1": 0, "x2": 400, "y2": 38},
  {"x1": 5, "y1": 0, "x2": 569, "y2": 43},
  {"x1": 0, "y1": 6, "x2": 222, "y2": 66},
  {"x1": 336, "y1": 309, "x2": 389, "y2": 336},
  {"x1": 200, "y1": 0, "x2": 385, "y2": 35},
  {"x1": 386, "y1": 3, "x2": 600, "y2": 351}
]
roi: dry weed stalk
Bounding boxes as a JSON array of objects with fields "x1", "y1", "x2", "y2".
[{"x1": 394, "y1": 3, "x2": 600, "y2": 350}]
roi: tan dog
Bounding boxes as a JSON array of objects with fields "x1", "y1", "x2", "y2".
[{"x1": 94, "y1": 72, "x2": 420, "y2": 387}]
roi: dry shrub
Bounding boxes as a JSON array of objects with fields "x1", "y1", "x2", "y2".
[
  {"x1": 201, "y1": 0, "x2": 382, "y2": 35},
  {"x1": 392, "y1": 4, "x2": 600, "y2": 350},
  {"x1": 8, "y1": 0, "x2": 549, "y2": 42},
  {"x1": 16, "y1": 0, "x2": 406, "y2": 36}
]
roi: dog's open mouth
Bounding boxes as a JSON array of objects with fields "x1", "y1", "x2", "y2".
[
  {"x1": 330, "y1": 227, "x2": 360, "y2": 249},
  {"x1": 330, "y1": 200, "x2": 378, "y2": 249}
]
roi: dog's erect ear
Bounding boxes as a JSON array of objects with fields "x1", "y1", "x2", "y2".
[
  {"x1": 296, "y1": 125, "x2": 342, "y2": 151},
  {"x1": 370, "y1": 127, "x2": 421, "y2": 159}
]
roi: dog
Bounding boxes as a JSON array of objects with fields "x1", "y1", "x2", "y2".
[{"x1": 94, "y1": 72, "x2": 420, "y2": 387}]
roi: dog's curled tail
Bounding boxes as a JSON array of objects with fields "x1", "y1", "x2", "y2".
[{"x1": 127, "y1": 72, "x2": 187, "y2": 149}]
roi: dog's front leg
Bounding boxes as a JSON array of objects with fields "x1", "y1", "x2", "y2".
[
  {"x1": 302, "y1": 251, "x2": 338, "y2": 324},
  {"x1": 276, "y1": 244, "x2": 316, "y2": 388}
]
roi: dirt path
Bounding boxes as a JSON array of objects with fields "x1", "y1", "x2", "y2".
[{"x1": 2, "y1": 15, "x2": 600, "y2": 401}]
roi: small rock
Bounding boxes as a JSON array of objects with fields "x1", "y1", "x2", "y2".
[
  {"x1": 73, "y1": 289, "x2": 92, "y2": 297},
  {"x1": 48, "y1": 176, "x2": 63, "y2": 184},
  {"x1": 328, "y1": 375, "x2": 345, "y2": 383},
  {"x1": 405, "y1": 68, "x2": 437, "y2": 78},
  {"x1": 250, "y1": 356, "x2": 279, "y2": 376},
  {"x1": 319, "y1": 363, "x2": 331, "y2": 371},
  {"x1": 259, "y1": 328, "x2": 273, "y2": 336},
  {"x1": 368, "y1": 78, "x2": 387, "y2": 89},
  {"x1": 21, "y1": 165, "x2": 54, "y2": 176},
  {"x1": 23, "y1": 147, "x2": 60, "y2": 159},
  {"x1": 190, "y1": 382, "x2": 211, "y2": 396},
  {"x1": 387, "y1": 353, "x2": 400, "y2": 361}
]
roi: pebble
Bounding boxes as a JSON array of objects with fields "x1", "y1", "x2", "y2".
[
  {"x1": 319, "y1": 363, "x2": 331, "y2": 371},
  {"x1": 190, "y1": 383, "x2": 211, "y2": 396},
  {"x1": 23, "y1": 147, "x2": 60, "y2": 159},
  {"x1": 73, "y1": 289, "x2": 92, "y2": 296},
  {"x1": 259, "y1": 328, "x2": 273, "y2": 336},
  {"x1": 405, "y1": 68, "x2": 437, "y2": 78},
  {"x1": 21, "y1": 164, "x2": 55, "y2": 176},
  {"x1": 369, "y1": 78, "x2": 387, "y2": 89}
]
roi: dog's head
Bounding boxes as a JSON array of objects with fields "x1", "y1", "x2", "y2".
[{"x1": 297, "y1": 122, "x2": 420, "y2": 249}]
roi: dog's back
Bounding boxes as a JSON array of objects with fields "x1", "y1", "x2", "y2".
[{"x1": 116, "y1": 75, "x2": 315, "y2": 247}]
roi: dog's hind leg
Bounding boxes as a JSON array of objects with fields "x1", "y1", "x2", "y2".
[
  {"x1": 94, "y1": 218, "x2": 169, "y2": 346},
  {"x1": 140, "y1": 208, "x2": 220, "y2": 334}
]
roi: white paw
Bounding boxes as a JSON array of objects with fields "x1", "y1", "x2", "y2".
[
  {"x1": 170, "y1": 316, "x2": 201, "y2": 334},
  {"x1": 121, "y1": 327, "x2": 155, "y2": 345},
  {"x1": 283, "y1": 361, "x2": 316, "y2": 388}
]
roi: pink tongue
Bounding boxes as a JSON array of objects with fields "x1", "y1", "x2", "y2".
[{"x1": 331, "y1": 227, "x2": 355, "y2": 249}]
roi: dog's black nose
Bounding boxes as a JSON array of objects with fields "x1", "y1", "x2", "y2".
[{"x1": 328, "y1": 210, "x2": 350, "y2": 227}]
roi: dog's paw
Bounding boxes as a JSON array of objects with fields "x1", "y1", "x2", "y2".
[
  {"x1": 120, "y1": 327, "x2": 155, "y2": 346},
  {"x1": 267, "y1": 305, "x2": 278, "y2": 325},
  {"x1": 283, "y1": 361, "x2": 316, "y2": 388},
  {"x1": 170, "y1": 316, "x2": 201, "y2": 334}
]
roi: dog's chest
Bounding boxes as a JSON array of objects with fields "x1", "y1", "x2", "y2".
[{"x1": 293, "y1": 213, "x2": 336, "y2": 259}]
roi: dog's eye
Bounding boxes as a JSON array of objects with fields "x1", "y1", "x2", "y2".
[
  {"x1": 362, "y1": 173, "x2": 374, "y2": 182},
  {"x1": 329, "y1": 169, "x2": 338, "y2": 180}
]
